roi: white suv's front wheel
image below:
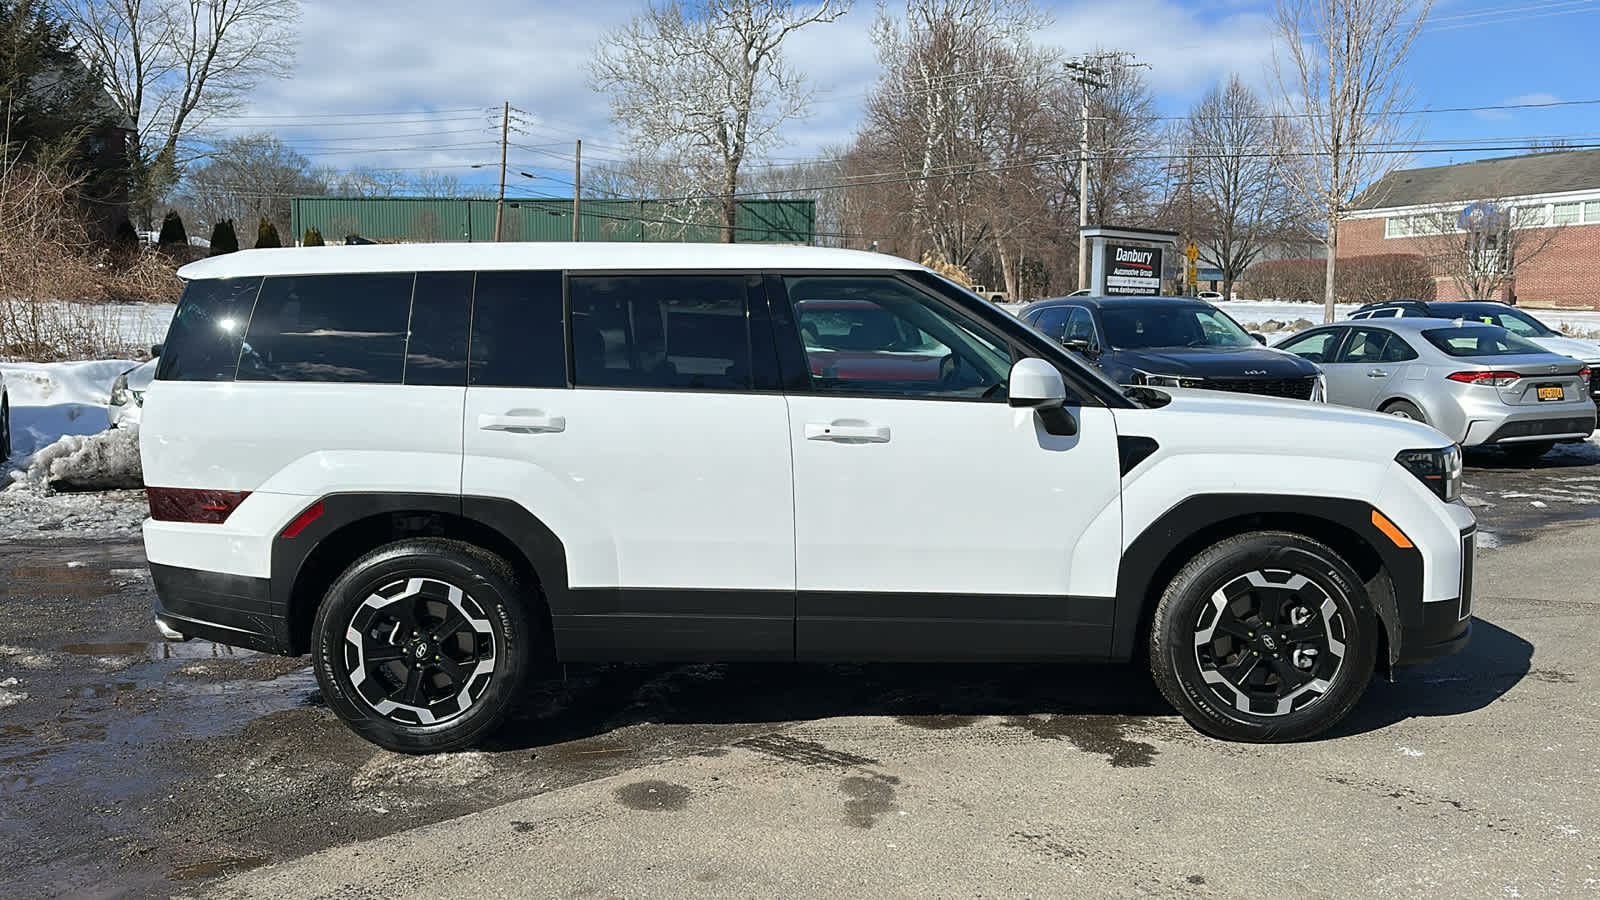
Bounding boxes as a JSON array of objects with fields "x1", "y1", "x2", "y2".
[
  {"x1": 312, "y1": 538, "x2": 535, "y2": 753},
  {"x1": 1149, "y1": 531, "x2": 1379, "y2": 742}
]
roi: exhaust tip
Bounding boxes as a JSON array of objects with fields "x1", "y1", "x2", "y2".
[{"x1": 155, "y1": 617, "x2": 189, "y2": 642}]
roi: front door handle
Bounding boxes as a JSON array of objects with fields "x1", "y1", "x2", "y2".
[
  {"x1": 1366, "y1": 369, "x2": 1390, "y2": 378},
  {"x1": 805, "y1": 420, "x2": 891, "y2": 443},
  {"x1": 478, "y1": 410, "x2": 566, "y2": 434}
]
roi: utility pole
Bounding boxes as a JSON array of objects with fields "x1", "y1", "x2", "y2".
[
  {"x1": 494, "y1": 100, "x2": 509, "y2": 242},
  {"x1": 1064, "y1": 59, "x2": 1107, "y2": 291},
  {"x1": 573, "y1": 139, "x2": 582, "y2": 242}
]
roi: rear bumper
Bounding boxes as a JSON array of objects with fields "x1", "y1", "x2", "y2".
[
  {"x1": 150, "y1": 563, "x2": 292, "y2": 654},
  {"x1": 1482, "y1": 412, "x2": 1596, "y2": 444}
]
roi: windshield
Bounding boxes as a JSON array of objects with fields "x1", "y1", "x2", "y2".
[
  {"x1": 1101, "y1": 305, "x2": 1256, "y2": 349},
  {"x1": 1432, "y1": 305, "x2": 1558, "y2": 338},
  {"x1": 1422, "y1": 325, "x2": 1548, "y2": 357}
]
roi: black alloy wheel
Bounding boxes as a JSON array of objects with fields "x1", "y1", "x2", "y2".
[
  {"x1": 312, "y1": 538, "x2": 537, "y2": 753},
  {"x1": 1150, "y1": 531, "x2": 1378, "y2": 742}
]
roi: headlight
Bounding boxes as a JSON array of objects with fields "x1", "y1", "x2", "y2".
[
  {"x1": 1396, "y1": 445, "x2": 1462, "y2": 503},
  {"x1": 109, "y1": 374, "x2": 131, "y2": 407},
  {"x1": 1132, "y1": 370, "x2": 1204, "y2": 389}
]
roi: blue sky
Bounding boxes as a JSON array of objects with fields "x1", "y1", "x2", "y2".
[{"x1": 219, "y1": 0, "x2": 1600, "y2": 196}]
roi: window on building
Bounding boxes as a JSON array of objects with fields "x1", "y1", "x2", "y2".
[
  {"x1": 238, "y1": 274, "x2": 414, "y2": 383},
  {"x1": 1384, "y1": 217, "x2": 1412, "y2": 238},
  {"x1": 1552, "y1": 202, "x2": 1581, "y2": 226},
  {"x1": 1516, "y1": 205, "x2": 1548, "y2": 227},
  {"x1": 1584, "y1": 200, "x2": 1600, "y2": 224}
]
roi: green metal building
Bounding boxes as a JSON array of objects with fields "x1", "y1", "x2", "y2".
[{"x1": 290, "y1": 197, "x2": 815, "y2": 245}]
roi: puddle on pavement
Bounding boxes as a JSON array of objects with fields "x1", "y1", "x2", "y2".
[
  {"x1": 166, "y1": 855, "x2": 270, "y2": 881},
  {"x1": 5, "y1": 566, "x2": 120, "y2": 597},
  {"x1": 1002, "y1": 714, "x2": 1158, "y2": 768},
  {"x1": 59, "y1": 640, "x2": 257, "y2": 661}
]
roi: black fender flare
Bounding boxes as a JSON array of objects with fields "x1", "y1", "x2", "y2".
[{"x1": 1113, "y1": 494, "x2": 1420, "y2": 667}]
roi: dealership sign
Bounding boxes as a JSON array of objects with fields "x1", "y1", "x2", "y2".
[{"x1": 1104, "y1": 244, "x2": 1163, "y2": 295}]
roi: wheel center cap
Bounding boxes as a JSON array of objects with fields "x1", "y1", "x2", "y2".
[
  {"x1": 1260, "y1": 634, "x2": 1278, "y2": 651},
  {"x1": 414, "y1": 641, "x2": 429, "y2": 657}
]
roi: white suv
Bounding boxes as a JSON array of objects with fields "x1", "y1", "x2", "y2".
[{"x1": 142, "y1": 243, "x2": 1475, "y2": 753}]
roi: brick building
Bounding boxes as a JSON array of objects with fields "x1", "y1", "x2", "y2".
[{"x1": 1341, "y1": 149, "x2": 1600, "y2": 308}]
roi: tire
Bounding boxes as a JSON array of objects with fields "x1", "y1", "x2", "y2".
[
  {"x1": 311, "y1": 538, "x2": 538, "y2": 754},
  {"x1": 1381, "y1": 399, "x2": 1426, "y2": 423},
  {"x1": 1500, "y1": 440, "x2": 1554, "y2": 463},
  {"x1": 1148, "y1": 531, "x2": 1379, "y2": 743}
]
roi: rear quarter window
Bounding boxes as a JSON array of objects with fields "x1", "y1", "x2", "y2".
[
  {"x1": 156, "y1": 277, "x2": 264, "y2": 381},
  {"x1": 238, "y1": 273, "x2": 415, "y2": 383}
]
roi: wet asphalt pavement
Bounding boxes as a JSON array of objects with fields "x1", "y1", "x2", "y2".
[{"x1": 2, "y1": 449, "x2": 1599, "y2": 898}]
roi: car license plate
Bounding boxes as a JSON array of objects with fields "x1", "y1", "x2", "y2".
[{"x1": 1537, "y1": 385, "x2": 1564, "y2": 401}]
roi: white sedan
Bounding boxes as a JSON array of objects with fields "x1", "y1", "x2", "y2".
[{"x1": 109, "y1": 358, "x2": 159, "y2": 428}]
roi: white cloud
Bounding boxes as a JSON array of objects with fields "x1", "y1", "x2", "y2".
[
  {"x1": 207, "y1": 0, "x2": 1294, "y2": 183},
  {"x1": 1472, "y1": 92, "x2": 1563, "y2": 121}
]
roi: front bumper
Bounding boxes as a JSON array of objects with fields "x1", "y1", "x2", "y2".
[
  {"x1": 150, "y1": 563, "x2": 292, "y2": 654},
  {"x1": 1393, "y1": 525, "x2": 1474, "y2": 668}
]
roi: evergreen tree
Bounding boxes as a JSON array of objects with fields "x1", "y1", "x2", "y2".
[
  {"x1": 255, "y1": 217, "x2": 281, "y2": 248},
  {"x1": 0, "y1": 1, "x2": 115, "y2": 164},
  {"x1": 157, "y1": 210, "x2": 187, "y2": 246},
  {"x1": 112, "y1": 219, "x2": 138, "y2": 252},
  {"x1": 209, "y1": 219, "x2": 239, "y2": 255},
  {"x1": 302, "y1": 226, "x2": 324, "y2": 247}
]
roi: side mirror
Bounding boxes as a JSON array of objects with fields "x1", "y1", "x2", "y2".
[
  {"x1": 1008, "y1": 358, "x2": 1076, "y2": 436},
  {"x1": 150, "y1": 343, "x2": 163, "y2": 357},
  {"x1": 1061, "y1": 337, "x2": 1094, "y2": 355},
  {"x1": 1251, "y1": 333, "x2": 1267, "y2": 345}
]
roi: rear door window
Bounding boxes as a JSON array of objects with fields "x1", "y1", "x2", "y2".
[
  {"x1": 568, "y1": 275, "x2": 754, "y2": 391},
  {"x1": 468, "y1": 271, "x2": 566, "y2": 388},
  {"x1": 156, "y1": 277, "x2": 263, "y2": 381},
  {"x1": 238, "y1": 274, "x2": 414, "y2": 383},
  {"x1": 405, "y1": 272, "x2": 473, "y2": 386}
]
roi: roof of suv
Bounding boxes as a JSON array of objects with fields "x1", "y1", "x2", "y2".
[
  {"x1": 1030, "y1": 295, "x2": 1213, "y2": 310},
  {"x1": 176, "y1": 242, "x2": 923, "y2": 280},
  {"x1": 1318, "y1": 316, "x2": 1504, "y2": 334}
]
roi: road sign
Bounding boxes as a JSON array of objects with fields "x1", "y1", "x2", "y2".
[
  {"x1": 1185, "y1": 241, "x2": 1199, "y2": 262},
  {"x1": 1186, "y1": 264, "x2": 1198, "y2": 286}
]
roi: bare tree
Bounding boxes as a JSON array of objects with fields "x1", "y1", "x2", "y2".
[
  {"x1": 54, "y1": 0, "x2": 302, "y2": 222},
  {"x1": 863, "y1": 0, "x2": 1052, "y2": 275},
  {"x1": 316, "y1": 165, "x2": 410, "y2": 197},
  {"x1": 1411, "y1": 197, "x2": 1565, "y2": 301},
  {"x1": 1082, "y1": 54, "x2": 1160, "y2": 227},
  {"x1": 173, "y1": 131, "x2": 320, "y2": 239},
  {"x1": 590, "y1": 0, "x2": 848, "y2": 242},
  {"x1": 1274, "y1": 0, "x2": 1432, "y2": 321},
  {"x1": 1182, "y1": 75, "x2": 1300, "y2": 301},
  {"x1": 744, "y1": 148, "x2": 854, "y2": 247}
]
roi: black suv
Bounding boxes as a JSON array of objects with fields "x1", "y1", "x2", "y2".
[{"x1": 1020, "y1": 295, "x2": 1323, "y2": 400}]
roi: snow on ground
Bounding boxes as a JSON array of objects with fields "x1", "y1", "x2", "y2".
[{"x1": 1, "y1": 358, "x2": 148, "y2": 539}]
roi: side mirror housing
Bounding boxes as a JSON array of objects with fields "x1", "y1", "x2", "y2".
[
  {"x1": 1008, "y1": 358, "x2": 1066, "y2": 409},
  {"x1": 1061, "y1": 337, "x2": 1094, "y2": 355},
  {"x1": 1251, "y1": 333, "x2": 1267, "y2": 345},
  {"x1": 1008, "y1": 358, "x2": 1076, "y2": 436},
  {"x1": 150, "y1": 343, "x2": 163, "y2": 357}
]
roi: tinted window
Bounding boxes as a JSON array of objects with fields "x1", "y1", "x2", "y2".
[
  {"x1": 405, "y1": 271, "x2": 472, "y2": 386},
  {"x1": 1380, "y1": 335, "x2": 1419, "y2": 362},
  {"x1": 785, "y1": 276, "x2": 1012, "y2": 399},
  {"x1": 569, "y1": 275, "x2": 752, "y2": 391},
  {"x1": 1422, "y1": 325, "x2": 1547, "y2": 357},
  {"x1": 1031, "y1": 307, "x2": 1069, "y2": 340},
  {"x1": 1279, "y1": 328, "x2": 1343, "y2": 363},
  {"x1": 1430, "y1": 304, "x2": 1557, "y2": 337},
  {"x1": 469, "y1": 271, "x2": 565, "y2": 388},
  {"x1": 156, "y1": 277, "x2": 262, "y2": 381},
  {"x1": 1065, "y1": 307, "x2": 1099, "y2": 346},
  {"x1": 238, "y1": 274, "x2": 413, "y2": 383},
  {"x1": 1101, "y1": 304, "x2": 1254, "y2": 348}
]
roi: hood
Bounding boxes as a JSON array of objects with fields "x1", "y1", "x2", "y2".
[
  {"x1": 1528, "y1": 334, "x2": 1600, "y2": 363},
  {"x1": 1113, "y1": 345, "x2": 1319, "y2": 378},
  {"x1": 1134, "y1": 386, "x2": 1451, "y2": 450}
]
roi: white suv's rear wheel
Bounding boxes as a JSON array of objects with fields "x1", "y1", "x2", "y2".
[
  {"x1": 312, "y1": 538, "x2": 534, "y2": 753},
  {"x1": 1149, "y1": 531, "x2": 1378, "y2": 742}
]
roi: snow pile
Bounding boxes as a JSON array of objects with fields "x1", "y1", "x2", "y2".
[
  {"x1": 8, "y1": 425, "x2": 143, "y2": 492},
  {"x1": 2, "y1": 359, "x2": 140, "y2": 459}
]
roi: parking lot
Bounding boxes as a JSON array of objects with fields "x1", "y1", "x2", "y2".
[{"x1": 1, "y1": 448, "x2": 1598, "y2": 898}]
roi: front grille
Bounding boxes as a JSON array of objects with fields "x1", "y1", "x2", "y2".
[
  {"x1": 1459, "y1": 528, "x2": 1476, "y2": 621},
  {"x1": 1203, "y1": 376, "x2": 1318, "y2": 401},
  {"x1": 1486, "y1": 415, "x2": 1597, "y2": 442}
]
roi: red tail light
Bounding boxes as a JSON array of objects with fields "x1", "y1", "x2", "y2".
[
  {"x1": 1447, "y1": 371, "x2": 1522, "y2": 386},
  {"x1": 147, "y1": 487, "x2": 250, "y2": 524}
]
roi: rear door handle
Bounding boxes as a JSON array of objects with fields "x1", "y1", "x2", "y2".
[
  {"x1": 478, "y1": 411, "x2": 566, "y2": 434},
  {"x1": 805, "y1": 420, "x2": 891, "y2": 443},
  {"x1": 1367, "y1": 369, "x2": 1390, "y2": 378}
]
